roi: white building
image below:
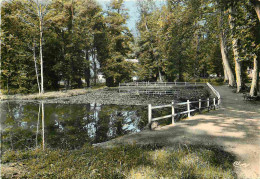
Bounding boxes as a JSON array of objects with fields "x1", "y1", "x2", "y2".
[{"x1": 97, "y1": 74, "x2": 106, "y2": 83}]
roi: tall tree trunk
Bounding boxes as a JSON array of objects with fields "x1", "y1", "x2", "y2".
[
  {"x1": 219, "y1": 10, "x2": 235, "y2": 86},
  {"x1": 223, "y1": 67, "x2": 228, "y2": 82},
  {"x1": 92, "y1": 48, "x2": 97, "y2": 86},
  {"x1": 33, "y1": 40, "x2": 41, "y2": 94},
  {"x1": 229, "y1": 6, "x2": 243, "y2": 93},
  {"x1": 250, "y1": 55, "x2": 259, "y2": 96},
  {"x1": 158, "y1": 70, "x2": 162, "y2": 82},
  {"x1": 255, "y1": 3, "x2": 260, "y2": 21},
  {"x1": 0, "y1": 0, "x2": 2, "y2": 94},
  {"x1": 38, "y1": 2, "x2": 44, "y2": 94},
  {"x1": 220, "y1": 35, "x2": 235, "y2": 86},
  {"x1": 85, "y1": 49, "x2": 91, "y2": 88},
  {"x1": 251, "y1": 0, "x2": 260, "y2": 21}
]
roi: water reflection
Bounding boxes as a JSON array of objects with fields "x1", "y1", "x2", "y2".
[{"x1": 0, "y1": 102, "x2": 147, "y2": 151}]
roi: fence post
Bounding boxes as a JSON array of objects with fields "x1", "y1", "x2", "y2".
[
  {"x1": 185, "y1": 82, "x2": 186, "y2": 86},
  {"x1": 172, "y1": 101, "x2": 175, "y2": 124},
  {"x1": 187, "y1": 100, "x2": 190, "y2": 118},
  {"x1": 199, "y1": 99, "x2": 201, "y2": 113},
  {"x1": 207, "y1": 98, "x2": 209, "y2": 112},
  {"x1": 213, "y1": 98, "x2": 216, "y2": 109},
  {"x1": 148, "y1": 104, "x2": 152, "y2": 124}
]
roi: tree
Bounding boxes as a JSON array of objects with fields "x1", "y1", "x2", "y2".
[
  {"x1": 102, "y1": 0, "x2": 134, "y2": 86},
  {"x1": 37, "y1": 0, "x2": 45, "y2": 93},
  {"x1": 219, "y1": 9, "x2": 235, "y2": 86},
  {"x1": 0, "y1": 0, "x2": 2, "y2": 94},
  {"x1": 250, "y1": 0, "x2": 260, "y2": 21},
  {"x1": 228, "y1": 5, "x2": 243, "y2": 92},
  {"x1": 136, "y1": 1, "x2": 167, "y2": 81}
]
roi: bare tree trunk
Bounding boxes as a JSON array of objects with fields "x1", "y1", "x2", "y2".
[
  {"x1": 33, "y1": 40, "x2": 41, "y2": 94},
  {"x1": 250, "y1": 55, "x2": 258, "y2": 96},
  {"x1": 251, "y1": 0, "x2": 260, "y2": 21},
  {"x1": 229, "y1": 6, "x2": 243, "y2": 92},
  {"x1": 255, "y1": 3, "x2": 260, "y2": 21},
  {"x1": 92, "y1": 48, "x2": 97, "y2": 86},
  {"x1": 219, "y1": 29, "x2": 235, "y2": 86},
  {"x1": 0, "y1": 0, "x2": 2, "y2": 94},
  {"x1": 85, "y1": 49, "x2": 91, "y2": 88},
  {"x1": 158, "y1": 70, "x2": 162, "y2": 82},
  {"x1": 219, "y1": 10, "x2": 235, "y2": 86},
  {"x1": 223, "y1": 67, "x2": 228, "y2": 82},
  {"x1": 37, "y1": 1, "x2": 44, "y2": 94}
]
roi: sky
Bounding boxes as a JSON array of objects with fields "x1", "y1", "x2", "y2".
[{"x1": 96, "y1": 0, "x2": 167, "y2": 36}]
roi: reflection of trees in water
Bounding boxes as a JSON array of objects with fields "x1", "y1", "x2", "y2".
[{"x1": 2, "y1": 102, "x2": 147, "y2": 151}]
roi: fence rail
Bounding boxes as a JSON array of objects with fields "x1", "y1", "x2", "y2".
[
  {"x1": 119, "y1": 81, "x2": 206, "y2": 87},
  {"x1": 119, "y1": 82, "x2": 206, "y2": 95},
  {"x1": 118, "y1": 89, "x2": 176, "y2": 95},
  {"x1": 148, "y1": 83, "x2": 221, "y2": 125}
]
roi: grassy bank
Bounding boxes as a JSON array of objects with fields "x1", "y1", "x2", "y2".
[
  {"x1": 0, "y1": 86, "x2": 106, "y2": 100},
  {"x1": 2, "y1": 144, "x2": 236, "y2": 178}
]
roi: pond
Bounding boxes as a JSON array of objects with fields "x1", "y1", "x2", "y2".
[{"x1": 0, "y1": 102, "x2": 148, "y2": 151}]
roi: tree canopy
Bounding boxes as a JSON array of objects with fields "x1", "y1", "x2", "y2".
[{"x1": 0, "y1": 0, "x2": 259, "y2": 96}]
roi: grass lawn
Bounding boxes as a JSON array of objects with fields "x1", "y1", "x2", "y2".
[{"x1": 2, "y1": 144, "x2": 236, "y2": 178}]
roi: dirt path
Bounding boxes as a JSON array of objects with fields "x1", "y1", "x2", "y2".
[{"x1": 96, "y1": 85, "x2": 260, "y2": 179}]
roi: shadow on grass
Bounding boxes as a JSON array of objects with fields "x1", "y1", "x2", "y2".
[{"x1": 2, "y1": 143, "x2": 236, "y2": 178}]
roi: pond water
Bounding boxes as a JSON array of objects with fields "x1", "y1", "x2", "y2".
[{"x1": 0, "y1": 102, "x2": 147, "y2": 151}]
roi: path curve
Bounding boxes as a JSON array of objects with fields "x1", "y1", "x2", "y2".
[{"x1": 97, "y1": 85, "x2": 260, "y2": 179}]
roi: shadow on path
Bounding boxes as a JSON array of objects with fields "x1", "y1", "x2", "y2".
[{"x1": 99, "y1": 85, "x2": 260, "y2": 179}]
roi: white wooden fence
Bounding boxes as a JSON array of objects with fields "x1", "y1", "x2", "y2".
[
  {"x1": 118, "y1": 82, "x2": 206, "y2": 95},
  {"x1": 148, "y1": 83, "x2": 220, "y2": 124},
  {"x1": 119, "y1": 81, "x2": 205, "y2": 87}
]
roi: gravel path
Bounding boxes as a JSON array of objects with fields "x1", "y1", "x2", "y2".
[{"x1": 95, "y1": 85, "x2": 260, "y2": 179}]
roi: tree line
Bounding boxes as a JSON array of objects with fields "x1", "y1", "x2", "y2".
[
  {"x1": 0, "y1": 0, "x2": 259, "y2": 97},
  {"x1": 136, "y1": 0, "x2": 259, "y2": 96},
  {"x1": 1, "y1": 0, "x2": 134, "y2": 94}
]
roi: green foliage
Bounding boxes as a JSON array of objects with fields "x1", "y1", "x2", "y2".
[
  {"x1": 136, "y1": 2, "x2": 167, "y2": 81},
  {"x1": 1, "y1": 1, "x2": 39, "y2": 94},
  {"x1": 102, "y1": 0, "x2": 134, "y2": 86},
  {"x1": 136, "y1": 0, "x2": 258, "y2": 84},
  {"x1": 1, "y1": 0, "x2": 134, "y2": 93},
  {"x1": 1, "y1": 0, "x2": 259, "y2": 93}
]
